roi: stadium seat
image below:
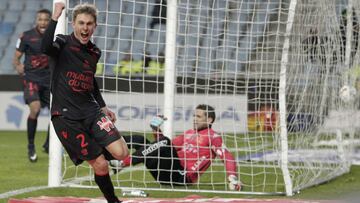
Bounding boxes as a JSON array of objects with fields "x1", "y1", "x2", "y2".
[
  {"x1": 124, "y1": 1, "x2": 135, "y2": 14},
  {"x1": 106, "y1": 38, "x2": 119, "y2": 51},
  {"x1": 107, "y1": 51, "x2": 121, "y2": 62},
  {"x1": 107, "y1": 26, "x2": 119, "y2": 38},
  {"x1": 8, "y1": 0, "x2": 25, "y2": 11},
  {"x1": 134, "y1": 27, "x2": 146, "y2": 41},
  {"x1": 104, "y1": 51, "x2": 122, "y2": 76},
  {"x1": 25, "y1": 0, "x2": 42, "y2": 11},
  {"x1": 0, "y1": 47, "x2": 5, "y2": 59},
  {"x1": 227, "y1": 22, "x2": 240, "y2": 36},
  {"x1": 0, "y1": 2, "x2": 8, "y2": 13},
  {"x1": 0, "y1": 49, "x2": 16, "y2": 74},
  {"x1": 108, "y1": 0, "x2": 122, "y2": 12},
  {"x1": 3, "y1": 11, "x2": 20, "y2": 23},
  {"x1": 97, "y1": 12, "x2": 107, "y2": 24},
  {"x1": 136, "y1": 16, "x2": 148, "y2": 28},
  {"x1": 149, "y1": 24, "x2": 166, "y2": 43},
  {"x1": 8, "y1": 34, "x2": 19, "y2": 51},
  {"x1": 119, "y1": 26, "x2": 132, "y2": 40},
  {"x1": 93, "y1": 37, "x2": 106, "y2": 50},
  {"x1": 144, "y1": 2, "x2": 155, "y2": 22},
  {"x1": 0, "y1": 35, "x2": 9, "y2": 47},
  {"x1": 117, "y1": 39, "x2": 129, "y2": 52},
  {"x1": 134, "y1": 2, "x2": 145, "y2": 14},
  {"x1": 0, "y1": 22, "x2": 14, "y2": 35},
  {"x1": 95, "y1": 0, "x2": 107, "y2": 12},
  {"x1": 14, "y1": 22, "x2": 33, "y2": 36},
  {"x1": 107, "y1": 13, "x2": 120, "y2": 26},
  {"x1": 94, "y1": 25, "x2": 105, "y2": 38},
  {"x1": 121, "y1": 14, "x2": 135, "y2": 27},
  {"x1": 146, "y1": 41, "x2": 162, "y2": 58},
  {"x1": 67, "y1": 0, "x2": 78, "y2": 10},
  {"x1": 20, "y1": 11, "x2": 37, "y2": 24},
  {"x1": 131, "y1": 41, "x2": 146, "y2": 56}
]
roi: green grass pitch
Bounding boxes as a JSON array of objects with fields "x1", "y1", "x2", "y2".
[{"x1": 0, "y1": 131, "x2": 359, "y2": 203}]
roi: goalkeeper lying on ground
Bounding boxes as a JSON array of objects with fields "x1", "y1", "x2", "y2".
[{"x1": 110, "y1": 104, "x2": 241, "y2": 190}]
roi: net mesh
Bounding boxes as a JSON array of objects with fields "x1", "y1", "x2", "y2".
[{"x1": 56, "y1": 0, "x2": 360, "y2": 195}]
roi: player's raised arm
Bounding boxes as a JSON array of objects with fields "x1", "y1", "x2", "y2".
[
  {"x1": 149, "y1": 115, "x2": 167, "y2": 140},
  {"x1": 41, "y1": 2, "x2": 65, "y2": 56},
  {"x1": 52, "y1": 2, "x2": 65, "y2": 21}
]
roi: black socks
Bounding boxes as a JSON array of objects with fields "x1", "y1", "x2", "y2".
[
  {"x1": 27, "y1": 117, "x2": 37, "y2": 145},
  {"x1": 94, "y1": 173, "x2": 120, "y2": 203}
]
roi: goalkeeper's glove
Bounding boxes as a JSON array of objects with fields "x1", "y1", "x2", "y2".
[
  {"x1": 150, "y1": 115, "x2": 166, "y2": 130},
  {"x1": 228, "y1": 175, "x2": 241, "y2": 191}
]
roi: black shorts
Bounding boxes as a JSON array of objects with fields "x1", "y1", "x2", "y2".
[
  {"x1": 51, "y1": 112, "x2": 121, "y2": 165},
  {"x1": 23, "y1": 79, "x2": 50, "y2": 108}
]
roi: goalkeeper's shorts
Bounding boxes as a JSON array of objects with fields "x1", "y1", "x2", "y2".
[{"x1": 51, "y1": 112, "x2": 122, "y2": 165}]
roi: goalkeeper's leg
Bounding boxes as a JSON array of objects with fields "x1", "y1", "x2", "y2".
[
  {"x1": 109, "y1": 134, "x2": 151, "y2": 173},
  {"x1": 123, "y1": 134, "x2": 151, "y2": 150},
  {"x1": 112, "y1": 136, "x2": 187, "y2": 184},
  {"x1": 110, "y1": 136, "x2": 171, "y2": 171},
  {"x1": 127, "y1": 136, "x2": 172, "y2": 165}
]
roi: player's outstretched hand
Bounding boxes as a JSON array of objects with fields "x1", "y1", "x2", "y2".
[
  {"x1": 150, "y1": 115, "x2": 167, "y2": 131},
  {"x1": 101, "y1": 106, "x2": 117, "y2": 123},
  {"x1": 52, "y1": 2, "x2": 65, "y2": 21},
  {"x1": 228, "y1": 175, "x2": 242, "y2": 191}
]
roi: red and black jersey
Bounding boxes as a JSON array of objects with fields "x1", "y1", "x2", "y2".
[
  {"x1": 42, "y1": 20, "x2": 106, "y2": 120},
  {"x1": 16, "y1": 28, "x2": 50, "y2": 86}
]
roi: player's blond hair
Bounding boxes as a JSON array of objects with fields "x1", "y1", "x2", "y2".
[{"x1": 72, "y1": 3, "x2": 98, "y2": 23}]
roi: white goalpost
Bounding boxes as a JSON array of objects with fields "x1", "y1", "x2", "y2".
[
  {"x1": 48, "y1": 0, "x2": 66, "y2": 187},
  {"x1": 49, "y1": 0, "x2": 360, "y2": 196}
]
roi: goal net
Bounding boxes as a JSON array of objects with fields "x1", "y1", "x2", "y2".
[{"x1": 49, "y1": 0, "x2": 360, "y2": 196}]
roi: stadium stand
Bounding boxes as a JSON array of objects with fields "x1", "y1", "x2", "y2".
[
  {"x1": 25, "y1": 0, "x2": 43, "y2": 11},
  {"x1": 0, "y1": 0, "x2": 51, "y2": 74},
  {"x1": 0, "y1": 0, "x2": 276, "y2": 76}
]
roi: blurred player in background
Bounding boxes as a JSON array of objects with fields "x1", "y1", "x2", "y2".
[
  {"x1": 111, "y1": 104, "x2": 242, "y2": 191},
  {"x1": 13, "y1": 9, "x2": 52, "y2": 162},
  {"x1": 42, "y1": 3, "x2": 128, "y2": 203}
]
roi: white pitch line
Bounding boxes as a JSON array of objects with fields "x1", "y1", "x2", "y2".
[{"x1": 0, "y1": 185, "x2": 49, "y2": 199}]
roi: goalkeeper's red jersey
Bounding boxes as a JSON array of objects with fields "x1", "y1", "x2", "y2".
[{"x1": 171, "y1": 128, "x2": 237, "y2": 183}]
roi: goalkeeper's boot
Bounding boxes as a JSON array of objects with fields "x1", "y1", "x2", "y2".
[
  {"x1": 109, "y1": 160, "x2": 124, "y2": 174},
  {"x1": 28, "y1": 144, "x2": 37, "y2": 162}
]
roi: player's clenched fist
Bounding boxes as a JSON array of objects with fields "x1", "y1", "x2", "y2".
[{"x1": 52, "y1": 2, "x2": 65, "y2": 21}]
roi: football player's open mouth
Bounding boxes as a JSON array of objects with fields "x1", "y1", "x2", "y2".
[
  {"x1": 39, "y1": 26, "x2": 46, "y2": 33},
  {"x1": 81, "y1": 32, "x2": 89, "y2": 40}
]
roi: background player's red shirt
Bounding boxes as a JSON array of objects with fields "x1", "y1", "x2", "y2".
[{"x1": 171, "y1": 128, "x2": 237, "y2": 183}]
